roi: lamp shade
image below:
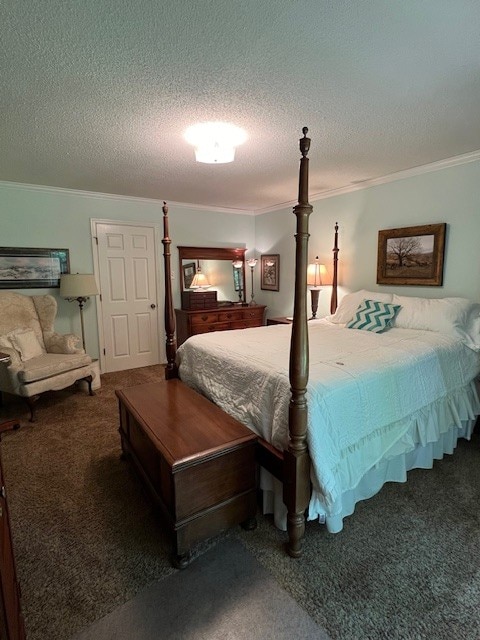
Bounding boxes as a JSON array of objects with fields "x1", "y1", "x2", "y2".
[
  {"x1": 247, "y1": 258, "x2": 258, "y2": 269},
  {"x1": 190, "y1": 271, "x2": 211, "y2": 290},
  {"x1": 307, "y1": 260, "x2": 329, "y2": 288},
  {"x1": 60, "y1": 274, "x2": 99, "y2": 298}
]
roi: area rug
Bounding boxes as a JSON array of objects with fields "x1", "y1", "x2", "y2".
[{"x1": 71, "y1": 539, "x2": 329, "y2": 640}]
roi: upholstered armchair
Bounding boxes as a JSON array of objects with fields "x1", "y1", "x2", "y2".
[{"x1": 0, "y1": 292, "x2": 96, "y2": 422}]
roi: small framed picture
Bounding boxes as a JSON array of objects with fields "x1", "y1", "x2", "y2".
[
  {"x1": 182, "y1": 262, "x2": 196, "y2": 289},
  {"x1": 376, "y1": 223, "x2": 446, "y2": 286},
  {"x1": 261, "y1": 254, "x2": 280, "y2": 291}
]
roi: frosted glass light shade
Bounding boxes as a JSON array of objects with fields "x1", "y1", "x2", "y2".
[
  {"x1": 184, "y1": 122, "x2": 247, "y2": 164},
  {"x1": 60, "y1": 274, "x2": 99, "y2": 298}
]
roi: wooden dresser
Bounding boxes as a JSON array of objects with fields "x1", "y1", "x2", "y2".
[{"x1": 175, "y1": 305, "x2": 266, "y2": 346}]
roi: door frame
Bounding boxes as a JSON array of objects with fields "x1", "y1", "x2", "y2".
[{"x1": 90, "y1": 218, "x2": 163, "y2": 373}]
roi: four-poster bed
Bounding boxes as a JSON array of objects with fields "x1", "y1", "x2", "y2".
[
  {"x1": 161, "y1": 127, "x2": 326, "y2": 556},
  {"x1": 158, "y1": 128, "x2": 480, "y2": 559}
]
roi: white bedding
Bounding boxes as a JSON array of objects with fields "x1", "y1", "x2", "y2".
[{"x1": 177, "y1": 319, "x2": 480, "y2": 523}]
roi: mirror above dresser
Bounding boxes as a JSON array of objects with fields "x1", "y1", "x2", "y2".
[
  {"x1": 176, "y1": 246, "x2": 266, "y2": 345},
  {"x1": 178, "y1": 246, "x2": 247, "y2": 307}
]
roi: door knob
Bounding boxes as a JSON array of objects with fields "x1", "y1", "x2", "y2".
[{"x1": 150, "y1": 304, "x2": 156, "y2": 309}]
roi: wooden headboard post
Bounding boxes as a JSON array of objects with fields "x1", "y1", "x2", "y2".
[
  {"x1": 330, "y1": 222, "x2": 339, "y2": 314},
  {"x1": 283, "y1": 128, "x2": 313, "y2": 558},
  {"x1": 162, "y1": 202, "x2": 178, "y2": 379}
]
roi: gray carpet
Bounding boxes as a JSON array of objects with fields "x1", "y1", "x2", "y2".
[
  {"x1": 71, "y1": 539, "x2": 329, "y2": 640},
  {"x1": 1, "y1": 365, "x2": 479, "y2": 640}
]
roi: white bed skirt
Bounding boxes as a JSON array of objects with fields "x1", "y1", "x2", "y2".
[{"x1": 260, "y1": 417, "x2": 477, "y2": 534}]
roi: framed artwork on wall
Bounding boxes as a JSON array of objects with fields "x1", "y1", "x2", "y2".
[
  {"x1": 376, "y1": 223, "x2": 446, "y2": 286},
  {"x1": 182, "y1": 262, "x2": 196, "y2": 289},
  {"x1": 260, "y1": 254, "x2": 280, "y2": 291},
  {"x1": 0, "y1": 247, "x2": 70, "y2": 289}
]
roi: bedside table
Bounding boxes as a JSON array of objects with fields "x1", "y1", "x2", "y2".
[{"x1": 267, "y1": 316, "x2": 293, "y2": 326}]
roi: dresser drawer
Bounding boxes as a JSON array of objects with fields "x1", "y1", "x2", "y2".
[
  {"x1": 191, "y1": 312, "x2": 219, "y2": 325},
  {"x1": 242, "y1": 307, "x2": 265, "y2": 321},
  {"x1": 175, "y1": 306, "x2": 266, "y2": 347},
  {"x1": 192, "y1": 322, "x2": 231, "y2": 335},
  {"x1": 217, "y1": 309, "x2": 244, "y2": 322}
]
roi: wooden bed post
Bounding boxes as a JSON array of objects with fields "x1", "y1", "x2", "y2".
[
  {"x1": 283, "y1": 128, "x2": 313, "y2": 558},
  {"x1": 162, "y1": 202, "x2": 178, "y2": 379},
  {"x1": 330, "y1": 222, "x2": 339, "y2": 314}
]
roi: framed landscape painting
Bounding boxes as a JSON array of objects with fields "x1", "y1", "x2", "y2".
[
  {"x1": 376, "y1": 223, "x2": 446, "y2": 286},
  {"x1": 0, "y1": 247, "x2": 70, "y2": 289}
]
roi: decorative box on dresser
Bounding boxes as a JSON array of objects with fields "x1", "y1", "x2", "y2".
[{"x1": 175, "y1": 305, "x2": 266, "y2": 346}]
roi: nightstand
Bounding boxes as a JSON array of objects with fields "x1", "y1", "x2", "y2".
[{"x1": 267, "y1": 316, "x2": 293, "y2": 326}]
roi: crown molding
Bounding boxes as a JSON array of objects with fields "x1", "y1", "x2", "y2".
[
  {"x1": 253, "y1": 148, "x2": 480, "y2": 215},
  {"x1": 0, "y1": 180, "x2": 254, "y2": 216},
  {"x1": 2, "y1": 147, "x2": 480, "y2": 217}
]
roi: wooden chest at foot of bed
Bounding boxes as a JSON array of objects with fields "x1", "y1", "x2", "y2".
[{"x1": 116, "y1": 379, "x2": 257, "y2": 568}]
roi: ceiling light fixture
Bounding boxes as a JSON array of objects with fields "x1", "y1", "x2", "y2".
[{"x1": 184, "y1": 121, "x2": 247, "y2": 164}]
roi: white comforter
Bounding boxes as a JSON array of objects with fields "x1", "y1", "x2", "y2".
[{"x1": 177, "y1": 320, "x2": 480, "y2": 514}]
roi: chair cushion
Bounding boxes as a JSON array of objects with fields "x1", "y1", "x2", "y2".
[
  {"x1": 18, "y1": 353, "x2": 93, "y2": 384},
  {"x1": 0, "y1": 334, "x2": 14, "y2": 351},
  {"x1": 8, "y1": 329, "x2": 44, "y2": 361}
]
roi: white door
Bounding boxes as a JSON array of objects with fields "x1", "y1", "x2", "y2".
[{"x1": 95, "y1": 222, "x2": 160, "y2": 372}]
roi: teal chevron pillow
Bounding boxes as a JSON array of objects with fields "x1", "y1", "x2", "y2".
[{"x1": 346, "y1": 300, "x2": 401, "y2": 333}]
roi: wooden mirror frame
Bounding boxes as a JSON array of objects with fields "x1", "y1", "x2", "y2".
[{"x1": 178, "y1": 246, "x2": 247, "y2": 304}]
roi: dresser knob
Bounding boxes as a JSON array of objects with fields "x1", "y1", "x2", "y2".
[{"x1": 201, "y1": 315, "x2": 208, "y2": 321}]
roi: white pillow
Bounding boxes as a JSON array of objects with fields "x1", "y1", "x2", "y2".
[
  {"x1": 468, "y1": 308, "x2": 480, "y2": 347},
  {"x1": 8, "y1": 329, "x2": 44, "y2": 361},
  {"x1": 392, "y1": 295, "x2": 480, "y2": 349},
  {"x1": 326, "y1": 290, "x2": 394, "y2": 324}
]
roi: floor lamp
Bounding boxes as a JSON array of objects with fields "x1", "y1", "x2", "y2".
[
  {"x1": 60, "y1": 274, "x2": 99, "y2": 352},
  {"x1": 307, "y1": 258, "x2": 328, "y2": 319},
  {"x1": 247, "y1": 258, "x2": 258, "y2": 306}
]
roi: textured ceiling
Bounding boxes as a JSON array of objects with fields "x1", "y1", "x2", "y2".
[{"x1": 1, "y1": 1, "x2": 480, "y2": 211}]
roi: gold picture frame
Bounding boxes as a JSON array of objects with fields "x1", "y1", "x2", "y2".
[{"x1": 377, "y1": 223, "x2": 446, "y2": 286}]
